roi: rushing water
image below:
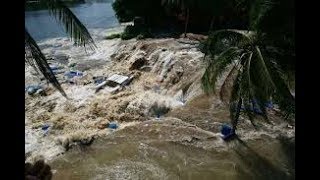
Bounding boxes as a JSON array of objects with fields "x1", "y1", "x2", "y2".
[
  {"x1": 25, "y1": 1, "x2": 295, "y2": 179},
  {"x1": 50, "y1": 119, "x2": 295, "y2": 180},
  {"x1": 25, "y1": 0, "x2": 119, "y2": 42}
]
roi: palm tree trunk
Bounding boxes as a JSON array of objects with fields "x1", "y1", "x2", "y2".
[
  {"x1": 184, "y1": 8, "x2": 189, "y2": 38},
  {"x1": 208, "y1": 16, "x2": 214, "y2": 33}
]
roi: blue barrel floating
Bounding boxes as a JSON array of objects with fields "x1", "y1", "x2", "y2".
[
  {"x1": 108, "y1": 122, "x2": 118, "y2": 129},
  {"x1": 220, "y1": 124, "x2": 236, "y2": 140}
]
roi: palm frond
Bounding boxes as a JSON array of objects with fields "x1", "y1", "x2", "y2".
[
  {"x1": 203, "y1": 27, "x2": 294, "y2": 129},
  {"x1": 25, "y1": 51, "x2": 41, "y2": 75},
  {"x1": 240, "y1": 52, "x2": 259, "y2": 127},
  {"x1": 248, "y1": 47, "x2": 275, "y2": 122},
  {"x1": 42, "y1": 0, "x2": 97, "y2": 50},
  {"x1": 202, "y1": 47, "x2": 243, "y2": 93},
  {"x1": 25, "y1": 28, "x2": 67, "y2": 98},
  {"x1": 265, "y1": 58, "x2": 295, "y2": 116},
  {"x1": 219, "y1": 63, "x2": 238, "y2": 102},
  {"x1": 206, "y1": 29, "x2": 255, "y2": 55},
  {"x1": 254, "y1": 46, "x2": 275, "y2": 88},
  {"x1": 229, "y1": 70, "x2": 242, "y2": 129}
]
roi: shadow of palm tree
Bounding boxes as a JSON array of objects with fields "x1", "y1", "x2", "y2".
[
  {"x1": 278, "y1": 135, "x2": 295, "y2": 177},
  {"x1": 230, "y1": 136, "x2": 294, "y2": 180}
]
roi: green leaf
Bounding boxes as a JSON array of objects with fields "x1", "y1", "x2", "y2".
[
  {"x1": 43, "y1": 0, "x2": 97, "y2": 50},
  {"x1": 202, "y1": 47, "x2": 242, "y2": 94}
]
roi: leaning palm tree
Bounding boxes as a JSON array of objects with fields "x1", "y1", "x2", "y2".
[
  {"x1": 201, "y1": 0, "x2": 295, "y2": 129},
  {"x1": 25, "y1": 0, "x2": 96, "y2": 98},
  {"x1": 202, "y1": 29, "x2": 294, "y2": 129}
]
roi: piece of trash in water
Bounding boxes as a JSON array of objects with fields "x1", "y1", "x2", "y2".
[
  {"x1": 93, "y1": 76, "x2": 105, "y2": 85},
  {"x1": 35, "y1": 88, "x2": 46, "y2": 96},
  {"x1": 26, "y1": 85, "x2": 43, "y2": 95},
  {"x1": 42, "y1": 124, "x2": 50, "y2": 136},
  {"x1": 42, "y1": 124, "x2": 50, "y2": 131},
  {"x1": 108, "y1": 122, "x2": 118, "y2": 129},
  {"x1": 52, "y1": 69, "x2": 65, "y2": 75},
  {"x1": 64, "y1": 71, "x2": 83, "y2": 79},
  {"x1": 287, "y1": 124, "x2": 293, "y2": 129},
  {"x1": 265, "y1": 101, "x2": 274, "y2": 108},
  {"x1": 49, "y1": 64, "x2": 63, "y2": 71},
  {"x1": 220, "y1": 124, "x2": 236, "y2": 140},
  {"x1": 107, "y1": 74, "x2": 131, "y2": 86},
  {"x1": 240, "y1": 99, "x2": 274, "y2": 114},
  {"x1": 95, "y1": 74, "x2": 131, "y2": 93},
  {"x1": 68, "y1": 62, "x2": 77, "y2": 68},
  {"x1": 95, "y1": 81, "x2": 108, "y2": 93}
]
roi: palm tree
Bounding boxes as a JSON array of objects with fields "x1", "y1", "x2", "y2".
[
  {"x1": 161, "y1": 0, "x2": 195, "y2": 37},
  {"x1": 25, "y1": 0, "x2": 96, "y2": 97},
  {"x1": 201, "y1": 0, "x2": 295, "y2": 129}
]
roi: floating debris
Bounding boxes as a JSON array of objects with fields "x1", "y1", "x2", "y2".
[
  {"x1": 107, "y1": 74, "x2": 131, "y2": 86},
  {"x1": 93, "y1": 76, "x2": 106, "y2": 85},
  {"x1": 26, "y1": 85, "x2": 43, "y2": 95},
  {"x1": 220, "y1": 124, "x2": 236, "y2": 140},
  {"x1": 49, "y1": 64, "x2": 63, "y2": 71},
  {"x1": 95, "y1": 74, "x2": 132, "y2": 93},
  {"x1": 108, "y1": 122, "x2": 118, "y2": 129},
  {"x1": 64, "y1": 71, "x2": 83, "y2": 79}
]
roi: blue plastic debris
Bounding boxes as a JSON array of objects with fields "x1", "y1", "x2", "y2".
[
  {"x1": 95, "y1": 79, "x2": 104, "y2": 85},
  {"x1": 93, "y1": 76, "x2": 105, "y2": 85},
  {"x1": 265, "y1": 101, "x2": 274, "y2": 108},
  {"x1": 25, "y1": 85, "x2": 42, "y2": 95},
  {"x1": 253, "y1": 107, "x2": 263, "y2": 114},
  {"x1": 220, "y1": 124, "x2": 235, "y2": 140},
  {"x1": 42, "y1": 124, "x2": 50, "y2": 131},
  {"x1": 52, "y1": 69, "x2": 64, "y2": 75},
  {"x1": 64, "y1": 71, "x2": 83, "y2": 78},
  {"x1": 108, "y1": 122, "x2": 118, "y2": 129},
  {"x1": 44, "y1": 130, "x2": 49, "y2": 136},
  {"x1": 240, "y1": 99, "x2": 274, "y2": 114}
]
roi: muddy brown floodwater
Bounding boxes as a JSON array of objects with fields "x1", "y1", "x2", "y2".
[{"x1": 50, "y1": 118, "x2": 294, "y2": 180}]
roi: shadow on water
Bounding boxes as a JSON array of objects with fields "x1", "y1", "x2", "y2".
[
  {"x1": 278, "y1": 135, "x2": 295, "y2": 177},
  {"x1": 49, "y1": 120, "x2": 295, "y2": 180},
  {"x1": 230, "y1": 136, "x2": 294, "y2": 180}
]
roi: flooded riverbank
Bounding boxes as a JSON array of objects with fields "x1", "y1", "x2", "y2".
[{"x1": 25, "y1": 31, "x2": 294, "y2": 179}]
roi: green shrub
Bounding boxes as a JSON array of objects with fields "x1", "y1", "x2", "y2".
[
  {"x1": 120, "y1": 25, "x2": 153, "y2": 40},
  {"x1": 104, "y1": 33, "x2": 121, "y2": 40}
]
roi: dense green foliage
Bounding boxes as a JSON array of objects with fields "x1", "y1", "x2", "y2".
[
  {"x1": 112, "y1": 0, "x2": 251, "y2": 35},
  {"x1": 112, "y1": 0, "x2": 169, "y2": 26},
  {"x1": 104, "y1": 33, "x2": 121, "y2": 40},
  {"x1": 120, "y1": 25, "x2": 153, "y2": 40}
]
